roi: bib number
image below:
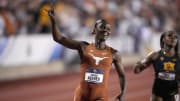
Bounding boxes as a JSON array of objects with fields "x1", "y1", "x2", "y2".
[
  {"x1": 85, "y1": 69, "x2": 104, "y2": 83},
  {"x1": 158, "y1": 72, "x2": 175, "y2": 81}
]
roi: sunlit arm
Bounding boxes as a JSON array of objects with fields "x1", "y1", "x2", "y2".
[
  {"x1": 133, "y1": 51, "x2": 158, "y2": 74},
  {"x1": 48, "y1": 9, "x2": 82, "y2": 50}
]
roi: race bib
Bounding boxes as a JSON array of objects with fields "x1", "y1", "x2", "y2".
[
  {"x1": 85, "y1": 69, "x2": 104, "y2": 83},
  {"x1": 158, "y1": 72, "x2": 175, "y2": 80}
]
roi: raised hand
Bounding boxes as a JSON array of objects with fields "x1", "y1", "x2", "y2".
[{"x1": 47, "y1": 6, "x2": 55, "y2": 21}]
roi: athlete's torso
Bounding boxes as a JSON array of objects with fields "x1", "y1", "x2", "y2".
[
  {"x1": 78, "y1": 43, "x2": 113, "y2": 100},
  {"x1": 152, "y1": 50, "x2": 180, "y2": 97}
]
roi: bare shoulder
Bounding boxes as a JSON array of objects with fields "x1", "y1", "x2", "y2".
[
  {"x1": 145, "y1": 50, "x2": 160, "y2": 61},
  {"x1": 110, "y1": 47, "x2": 118, "y2": 54},
  {"x1": 80, "y1": 41, "x2": 89, "y2": 46},
  {"x1": 79, "y1": 41, "x2": 89, "y2": 50},
  {"x1": 110, "y1": 47, "x2": 122, "y2": 61}
]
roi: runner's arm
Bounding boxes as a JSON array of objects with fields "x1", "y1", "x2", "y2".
[
  {"x1": 133, "y1": 51, "x2": 158, "y2": 74},
  {"x1": 113, "y1": 51, "x2": 126, "y2": 101},
  {"x1": 48, "y1": 6, "x2": 84, "y2": 50}
]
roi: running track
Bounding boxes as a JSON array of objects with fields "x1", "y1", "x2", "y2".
[{"x1": 0, "y1": 67, "x2": 154, "y2": 101}]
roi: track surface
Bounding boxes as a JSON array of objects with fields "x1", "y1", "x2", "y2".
[{"x1": 0, "y1": 67, "x2": 154, "y2": 101}]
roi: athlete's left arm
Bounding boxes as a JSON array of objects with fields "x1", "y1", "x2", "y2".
[
  {"x1": 112, "y1": 51, "x2": 126, "y2": 101},
  {"x1": 176, "y1": 69, "x2": 180, "y2": 87},
  {"x1": 176, "y1": 54, "x2": 180, "y2": 84},
  {"x1": 174, "y1": 56, "x2": 180, "y2": 89}
]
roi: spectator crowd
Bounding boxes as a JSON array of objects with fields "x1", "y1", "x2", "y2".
[{"x1": 0, "y1": 0, "x2": 179, "y2": 54}]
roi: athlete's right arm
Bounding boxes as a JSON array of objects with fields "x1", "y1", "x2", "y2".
[
  {"x1": 133, "y1": 51, "x2": 159, "y2": 74},
  {"x1": 48, "y1": 7, "x2": 84, "y2": 50}
]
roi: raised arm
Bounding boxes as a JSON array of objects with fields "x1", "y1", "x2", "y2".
[
  {"x1": 48, "y1": 6, "x2": 84, "y2": 50},
  {"x1": 112, "y1": 51, "x2": 126, "y2": 101},
  {"x1": 133, "y1": 51, "x2": 159, "y2": 74}
]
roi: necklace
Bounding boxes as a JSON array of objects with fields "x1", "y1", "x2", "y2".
[
  {"x1": 163, "y1": 50, "x2": 175, "y2": 57},
  {"x1": 163, "y1": 51, "x2": 167, "y2": 55}
]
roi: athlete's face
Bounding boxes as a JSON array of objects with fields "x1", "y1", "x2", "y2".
[
  {"x1": 163, "y1": 31, "x2": 178, "y2": 48},
  {"x1": 95, "y1": 24, "x2": 111, "y2": 41}
]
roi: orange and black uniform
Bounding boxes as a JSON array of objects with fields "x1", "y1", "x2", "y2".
[{"x1": 74, "y1": 43, "x2": 113, "y2": 101}]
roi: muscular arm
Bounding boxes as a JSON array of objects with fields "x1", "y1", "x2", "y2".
[
  {"x1": 48, "y1": 7, "x2": 85, "y2": 50},
  {"x1": 176, "y1": 54, "x2": 180, "y2": 83},
  {"x1": 112, "y1": 50, "x2": 126, "y2": 100},
  {"x1": 133, "y1": 51, "x2": 159, "y2": 74}
]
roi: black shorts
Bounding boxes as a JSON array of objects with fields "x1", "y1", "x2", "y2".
[{"x1": 152, "y1": 79, "x2": 178, "y2": 100}]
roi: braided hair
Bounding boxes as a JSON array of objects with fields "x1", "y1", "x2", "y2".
[{"x1": 160, "y1": 30, "x2": 179, "y2": 55}]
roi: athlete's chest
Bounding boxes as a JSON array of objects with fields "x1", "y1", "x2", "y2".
[
  {"x1": 154, "y1": 55, "x2": 180, "y2": 81},
  {"x1": 154, "y1": 56, "x2": 178, "y2": 72},
  {"x1": 83, "y1": 47, "x2": 112, "y2": 66},
  {"x1": 82, "y1": 45, "x2": 113, "y2": 84}
]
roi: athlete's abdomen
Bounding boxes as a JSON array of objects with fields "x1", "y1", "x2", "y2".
[{"x1": 75, "y1": 81, "x2": 108, "y2": 101}]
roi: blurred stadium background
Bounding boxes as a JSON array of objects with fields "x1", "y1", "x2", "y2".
[{"x1": 0, "y1": 0, "x2": 179, "y2": 101}]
